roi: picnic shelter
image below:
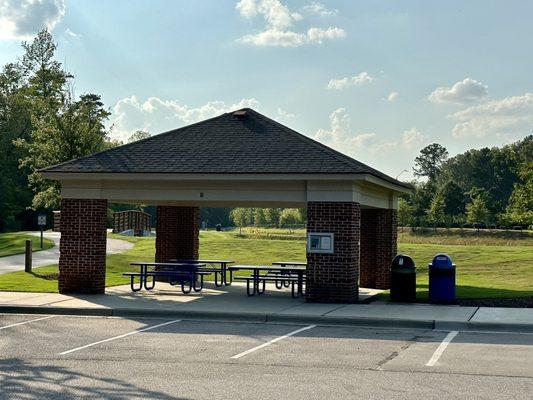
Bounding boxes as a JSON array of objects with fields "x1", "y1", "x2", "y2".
[{"x1": 40, "y1": 108, "x2": 412, "y2": 303}]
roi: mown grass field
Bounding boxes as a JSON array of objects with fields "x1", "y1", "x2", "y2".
[
  {"x1": 0, "y1": 232, "x2": 54, "y2": 258},
  {"x1": 0, "y1": 228, "x2": 531, "y2": 299}
]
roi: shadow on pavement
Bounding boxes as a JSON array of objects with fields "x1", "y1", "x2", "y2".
[{"x1": 0, "y1": 358, "x2": 183, "y2": 400}]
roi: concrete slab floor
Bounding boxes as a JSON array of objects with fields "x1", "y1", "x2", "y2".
[{"x1": 0, "y1": 283, "x2": 381, "y2": 314}]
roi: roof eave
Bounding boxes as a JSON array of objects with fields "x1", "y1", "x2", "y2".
[{"x1": 41, "y1": 171, "x2": 413, "y2": 193}]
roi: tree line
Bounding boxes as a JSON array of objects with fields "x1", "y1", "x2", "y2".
[
  {"x1": 399, "y1": 139, "x2": 532, "y2": 229},
  {"x1": 0, "y1": 31, "x2": 531, "y2": 232}
]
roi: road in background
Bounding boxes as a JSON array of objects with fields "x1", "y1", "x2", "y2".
[{"x1": 0, "y1": 232, "x2": 133, "y2": 274}]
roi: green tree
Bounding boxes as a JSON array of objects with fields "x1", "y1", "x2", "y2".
[
  {"x1": 397, "y1": 198, "x2": 414, "y2": 230},
  {"x1": 15, "y1": 92, "x2": 110, "y2": 209},
  {"x1": 253, "y1": 208, "x2": 267, "y2": 227},
  {"x1": 230, "y1": 208, "x2": 252, "y2": 234},
  {"x1": 413, "y1": 143, "x2": 449, "y2": 181},
  {"x1": 0, "y1": 63, "x2": 33, "y2": 230},
  {"x1": 279, "y1": 208, "x2": 302, "y2": 233},
  {"x1": 128, "y1": 129, "x2": 151, "y2": 143},
  {"x1": 503, "y1": 162, "x2": 533, "y2": 226},
  {"x1": 19, "y1": 29, "x2": 71, "y2": 107},
  {"x1": 12, "y1": 32, "x2": 110, "y2": 209},
  {"x1": 466, "y1": 194, "x2": 489, "y2": 227},
  {"x1": 437, "y1": 179, "x2": 466, "y2": 217},
  {"x1": 426, "y1": 193, "x2": 446, "y2": 229},
  {"x1": 263, "y1": 208, "x2": 281, "y2": 227}
]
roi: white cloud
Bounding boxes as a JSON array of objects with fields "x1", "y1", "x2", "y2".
[
  {"x1": 275, "y1": 107, "x2": 295, "y2": 122},
  {"x1": 0, "y1": 0, "x2": 65, "y2": 40},
  {"x1": 387, "y1": 91, "x2": 399, "y2": 102},
  {"x1": 64, "y1": 28, "x2": 78, "y2": 39},
  {"x1": 307, "y1": 26, "x2": 345, "y2": 43},
  {"x1": 401, "y1": 127, "x2": 427, "y2": 149},
  {"x1": 314, "y1": 108, "x2": 377, "y2": 150},
  {"x1": 327, "y1": 72, "x2": 374, "y2": 90},
  {"x1": 450, "y1": 92, "x2": 533, "y2": 138},
  {"x1": 313, "y1": 108, "x2": 428, "y2": 177},
  {"x1": 429, "y1": 78, "x2": 488, "y2": 104},
  {"x1": 110, "y1": 96, "x2": 260, "y2": 142},
  {"x1": 239, "y1": 29, "x2": 306, "y2": 47},
  {"x1": 236, "y1": 0, "x2": 301, "y2": 30},
  {"x1": 235, "y1": 0, "x2": 345, "y2": 47},
  {"x1": 302, "y1": 2, "x2": 337, "y2": 17}
]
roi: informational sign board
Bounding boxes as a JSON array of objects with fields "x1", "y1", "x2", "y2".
[
  {"x1": 38, "y1": 214, "x2": 47, "y2": 226},
  {"x1": 307, "y1": 232, "x2": 334, "y2": 254}
]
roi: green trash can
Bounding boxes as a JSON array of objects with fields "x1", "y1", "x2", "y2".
[{"x1": 390, "y1": 254, "x2": 416, "y2": 302}]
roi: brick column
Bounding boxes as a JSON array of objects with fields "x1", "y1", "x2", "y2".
[
  {"x1": 360, "y1": 208, "x2": 397, "y2": 289},
  {"x1": 156, "y1": 206, "x2": 199, "y2": 262},
  {"x1": 306, "y1": 202, "x2": 360, "y2": 303},
  {"x1": 58, "y1": 199, "x2": 107, "y2": 294}
]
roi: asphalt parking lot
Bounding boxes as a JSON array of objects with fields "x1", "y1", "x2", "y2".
[{"x1": 1, "y1": 314, "x2": 532, "y2": 399}]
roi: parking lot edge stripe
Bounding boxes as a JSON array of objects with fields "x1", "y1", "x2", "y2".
[
  {"x1": 426, "y1": 330, "x2": 459, "y2": 367},
  {"x1": 230, "y1": 324, "x2": 316, "y2": 360},
  {"x1": 59, "y1": 319, "x2": 182, "y2": 355},
  {"x1": 0, "y1": 315, "x2": 56, "y2": 330}
]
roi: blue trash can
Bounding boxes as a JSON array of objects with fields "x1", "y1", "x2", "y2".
[{"x1": 428, "y1": 253, "x2": 456, "y2": 303}]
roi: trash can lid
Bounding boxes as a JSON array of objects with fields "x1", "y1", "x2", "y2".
[
  {"x1": 431, "y1": 253, "x2": 454, "y2": 268},
  {"x1": 391, "y1": 254, "x2": 416, "y2": 269}
]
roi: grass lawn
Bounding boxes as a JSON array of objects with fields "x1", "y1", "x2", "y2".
[
  {"x1": 0, "y1": 232, "x2": 54, "y2": 258},
  {"x1": 0, "y1": 229, "x2": 531, "y2": 299}
]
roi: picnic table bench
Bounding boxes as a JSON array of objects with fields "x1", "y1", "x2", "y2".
[
  {"x1": 124, "y1": 261, "x2": 206, "y2": 294},
  {"x1": 169, "y1": 259, "x2": 235, "y2": 286},
  {"x1": 229, "y1": 265, "x2": 306, "y2": 298},
  {"x1": 269, "y1": 261, "x2": 307, "y2": 288}
]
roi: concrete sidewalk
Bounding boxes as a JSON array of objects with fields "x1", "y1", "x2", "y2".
[
  {"x1": 0, "y1": 231, "x2": 133, "y2": 274},
  {"x1": 1, "y1": 283, "x2": 532, "y2": 333}
]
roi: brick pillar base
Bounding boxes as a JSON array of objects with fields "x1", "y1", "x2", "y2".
[
  {"x1": 306, "y1": 202, "x2": 360, "y2": 303},
  {"x1": 58, "y1": 199, "x2": 107, "y2": 294},
  {"x1": 360, "y1": 208, "x2": 397, "y2": 289},
  {"x1": 155, "y1": 206, "x2": 199, "y2": 262}
]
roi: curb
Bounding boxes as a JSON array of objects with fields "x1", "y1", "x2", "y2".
[
  {"x1": 435, "y1": 320, "x2": 533, "y2": 334},
  {"x1": 266, "y1": 314, "x2": 434, "y2": 330},
  {"x1": 1, "y1": 305, "x2": 532, "y2": 334}
]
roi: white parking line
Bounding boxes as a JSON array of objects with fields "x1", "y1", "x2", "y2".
[
  {"x1": 231, "y1": 324, "x2": 316, "y2": 360},
  {"x1": 0, "y1": 315, "x2": 56, "y2": 330},
  {"x1": 426, "y1": 330, "x2": 458, "y2": 367},
  {"x1": 60, "y1": 319, "x2": 182, "y2": 355}
]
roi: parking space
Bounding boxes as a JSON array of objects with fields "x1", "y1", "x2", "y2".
[{"x1": 0, "y1": 313, "x2": 532, "y2": 399}]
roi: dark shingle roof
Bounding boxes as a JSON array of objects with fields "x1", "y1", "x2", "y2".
[{"x1": 41, "y1": 108, "x2": 411, "y2": 189}]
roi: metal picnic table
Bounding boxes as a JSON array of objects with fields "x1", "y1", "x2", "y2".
[
  {"x1": 127, "y1": 261, "x2": 206, "y2": 293},
  {"x1": 272, "y1": 261, "x2": 307, "y2": 268},
  {"x1": 228, "y1": 264, "x2": 306, "y2": 297},
  {"x1": 170, "y1": 259, "x2": 235, "y2": 286},
  {"x1": 271, "y1": 261, "x2": 307, "y2": 288}
]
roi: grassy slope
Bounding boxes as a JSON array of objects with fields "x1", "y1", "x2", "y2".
[
  {"x1": 0, "y1": 230, "x2": 531, "y2": 298},
  {"x1": 0, "y1": 232, "x2": 54, "y2": 258}
]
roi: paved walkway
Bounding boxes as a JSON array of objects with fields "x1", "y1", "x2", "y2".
[
  {"x1": 1, "y1": 283, "x2": 532, "y2": 333},
  {"x1": 0, "y1": 231, "x2": 133, "y2": 274}
]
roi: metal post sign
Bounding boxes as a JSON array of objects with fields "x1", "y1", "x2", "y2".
[
  {"x1": 38, "y1": 214, "x2": 46, "y2": 226},
  {"x1": 37, "y1": 214, "x2": 46, "y2": 249}
]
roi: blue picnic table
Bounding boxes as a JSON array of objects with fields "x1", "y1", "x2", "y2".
[{"x1": 124, "y1": 261, "x2": 206, "y2": 294}]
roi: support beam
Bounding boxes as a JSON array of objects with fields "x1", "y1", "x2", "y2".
[
  {"x1": 360, "y1": 208, "x2": 397, "y2": 289},
  {"x1": 155, "y1": 206, "x2": 199, "y2": 262},
  {"x1": 306, "y1": 202, "x2": 360, "y2": 303},
  {"x1": 58, "y1": 199, "x2": 107, "y2": 294}
]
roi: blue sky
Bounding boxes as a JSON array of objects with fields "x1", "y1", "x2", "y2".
[{"x1": 1, "y1": 0, "x2": 532, "y2": 179}]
